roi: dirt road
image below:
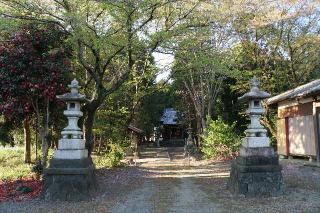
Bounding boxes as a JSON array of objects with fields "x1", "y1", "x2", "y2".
[{"x1": 1, "y1": 146, "x2": 320, "y2": 213}]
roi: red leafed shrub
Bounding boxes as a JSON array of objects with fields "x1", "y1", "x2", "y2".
[
  {"x1": 0, "y1": 23, "x2": 71, "y2": 125},
  {"x1": 0, "y1": 177, "x2": 43, "y2": 202}
]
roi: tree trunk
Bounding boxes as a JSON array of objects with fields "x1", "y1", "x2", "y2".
[
  {"x1": 93, "y1": 133, "x2": 96, "y2": 151},
  {"x1": 40, "y1": 128, "x2": 48, "y2": 167},
  {"x1": 196, "y1": 116, "x2": 202, "y2": 147},
  {"x1": 97, "y1": 134, "x2": 103, "y2": 155},
  {"x1": 201, "y1": 117, "x2": 207, "y2": 133},
  {"x1": 84, "y1": 107, "x2": 97, "y2": 155},
  {"x1": 24, "y1": 118, "x2": 31, "y2": 164},
  {"x1": 41, "y1": 99, "x2": 50, "y2": 167}
]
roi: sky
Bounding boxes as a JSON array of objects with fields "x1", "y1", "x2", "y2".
[{"x1": 152, "y1": 52, "x2": 175, "y2": 82}]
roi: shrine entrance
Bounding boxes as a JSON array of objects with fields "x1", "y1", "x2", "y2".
[{"x1": 157, "y1": 108, "x2": 186, "y2": 147}]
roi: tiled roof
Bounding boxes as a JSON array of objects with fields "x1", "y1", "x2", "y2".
[
  {"x1": 267, "y1": 79, "x2": 320, "y2": 105},
  {"x1": 128, "y1": 125, "x2": 143, "y2": 134},
  {"x1": 160, "y1": 108, "x2": 179, "y2": 125}
]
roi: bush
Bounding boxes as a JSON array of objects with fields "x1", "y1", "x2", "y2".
[
  {"x1": 201, "y1": 117, "x2": 242, "y2": 159},
  {"x1": 94, "y1": 142, "x2": 125, "y2": 169},
  {"x1": 31, "y1": 158, "x2": 43, "y2": 178}
]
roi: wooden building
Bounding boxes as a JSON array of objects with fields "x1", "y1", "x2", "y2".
[
  {"x1": 267, "y1": 80, "x2": 320, "y2": 161},
  {"x1": 159, "y1": 108, "x2": 185, "y2": 146},
  {"x1": 128, "y1": 125, "x2": 143, "y2": 145}
]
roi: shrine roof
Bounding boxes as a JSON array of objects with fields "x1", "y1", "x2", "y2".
[
  {"x1": 128, "y1": 125, "x2": 143, "y2": 134},
  {"x1": 267, "y1": 79, "x2": 320, "y2": 105},
  {"x1": 160, "y1": 108, "x2": 179, "y2": 125}
]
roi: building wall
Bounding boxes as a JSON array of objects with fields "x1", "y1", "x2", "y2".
[
  {"x1": 276, "y1": 118, "x2": 286, "y2": 155},
  {"x1": 276, "y1": 100, "x2": 316, "y2": 156},
  {"x1": 278, "y1": 102, "x2": 313, "y2": 119},
  {"x1": 288, "y1": 115, "x2": 316, "y2": 156},
  {"x1": 278, "y1": 97, "x2": 314, "y2": 110}
]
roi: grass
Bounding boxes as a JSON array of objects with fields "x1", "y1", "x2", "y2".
[
  {"x1": 0, "y1": 147, "x2": 34, "y2": 181},
  {"x1": 0, "y1": 145, "x2": 122, "y2": 181},
  {"x1": 0, "y1": 144, "x2": 125, "y2": 181}
]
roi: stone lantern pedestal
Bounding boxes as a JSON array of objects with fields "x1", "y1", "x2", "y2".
[
  {"x1": 228, "y1": 77, "x2": 282, "y2": 197},
  {"x1": 43, "y1": 79, "x2": 96, "y2": 201},
  {"x1": 184, "y1": 126, "x2": 197, "y2": 157}
]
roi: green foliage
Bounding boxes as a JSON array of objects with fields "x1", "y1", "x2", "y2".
[
  {"x1": 93, "y1": 104, "x2": 129, "y2": 140},
  {"x1": 201, "y1": 117, "x2": 242, "y2": 159},
  {"x1": 94, "y1": 142, "x2": 126, "y2": 169},
  {"x1": 1, "y1": 0, "x2": 319, "y2": 160},
  {"x1": 12, "y1": 129, "x2": 23, "y2": 145},
  {"x1": 261, "y1": 112, "x2": 278, "y2": 150},
  {"x1": 230, "y1": 15, "x2": 320, "y2": 96},
  {"x1": 137, "y1": 88, "x2": 176, "y2": 137},
  {"x1": 228, "y1": 7, "x2": 320, "y2": 140}
]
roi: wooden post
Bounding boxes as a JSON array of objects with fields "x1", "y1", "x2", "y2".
[
  {"x1": 313, "y1": 102, "x2": 320, "y2": 163},
  {"x1": 285, "y1": 117, "x2": 290, "y2": 157}
]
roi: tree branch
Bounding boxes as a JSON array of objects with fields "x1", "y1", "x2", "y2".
[
  {"x1": 106, "y1": 71, "x2": 130, "y2": 96},
  {"x1": 77, "y1": 39, "x2": 101, "y2": 85},
  {"x1": 1, "y1": 13, "x2": 69, "y2": 34},
  {"x1": 102, "y1": 46, "x2": 125, "y2": 74}
]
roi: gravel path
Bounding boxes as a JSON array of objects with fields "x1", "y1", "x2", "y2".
[{"x1": 1, "y1": 146, "x2": 320, "y2": 213}]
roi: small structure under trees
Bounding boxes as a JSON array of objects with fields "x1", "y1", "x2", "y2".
[
  {"x1": 267, "y1": 80, "x2": 320, "y2": 162},
  {"x1": 126, "y1": 125, "x2": 143, "y2": 159},
  {"x1": 128, "y1": 125, "x2": 143, "y2": 145},
  {"x1": 159, "y1": 108, "x2": 185, "y2": 146}
]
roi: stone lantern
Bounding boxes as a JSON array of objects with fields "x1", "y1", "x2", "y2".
[
  {"x1": 54, "y1": 79, "x2": 87, "y2": 159},
  {"x1": 240, "y1": 77, "x2": 271, "y2": 150},
  {"x1": 154, "y1": 127, "x2": 160, "y2": 147},
  {"x1": 228, "y1": 77, "x2": 282, "y2": 197},
  {"x1": 186, "y1": 126, "x2": 194, "y2": 146},
  {"x1": 185, "y1": 125, "x2": 196, "y2": 158},
  {"x1": 43, "y1": 79, "x2": 96, "y2": 201}
]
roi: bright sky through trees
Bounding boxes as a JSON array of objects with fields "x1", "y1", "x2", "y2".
[{"x1": 153, "y1": 52, "x2": 174, "y2": 82}]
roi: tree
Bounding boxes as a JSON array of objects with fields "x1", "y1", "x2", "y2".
[
  {"x1": 168, "y1": 0, "x2": 319, "y2": 144},
  {"x1": 0, "y1": 24, "x2": 70, "y2": 164},
  {"x1": 226, "y1": 0, "x2": 320, "y2": 138},
  {"x1": 136, "y1": 86, "x2": 176, "y2": 138},
  {"x1": 0, "y1": 0, "x2": 203, "y2": 154},
  {"x1": 171, "y1": 37, "x2": 236, "y2": 140}
]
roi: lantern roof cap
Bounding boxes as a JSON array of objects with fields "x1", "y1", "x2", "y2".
[
  {"x1": 238, "y1": 77, "x2": 271, "y2": 101},
  {"x1": 56, "y1": 79, "x2": 87, "y2": 102},
  {"x1": 69, "y1": 78, "x2": 80, "y2": 90},
  {"x1": 56, "y1": 93, "x2": 87, "y2": 101}
]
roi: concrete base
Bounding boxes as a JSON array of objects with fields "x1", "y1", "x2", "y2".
[
  {"x1": 240, "y1": 146, "x2": 275, "y2": 157},
  {"x1": 242, "y1": 137, "x2": 270, "y2": 148},
  {"x1": 43, "y1": 157, "x2": 96, "y2": 201},
  {"x1": 54, "y1": 149, "x2": 88, "y2": 159},
  {"x1": 58, "y1": 139, "x2": 86, "y2": 149},
  {"x1": 228, "y1": 149, "x2": 283, "y2": 197},
  {"x1": 184, "y1": 144, "x2": 198, "y2": 157}
]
